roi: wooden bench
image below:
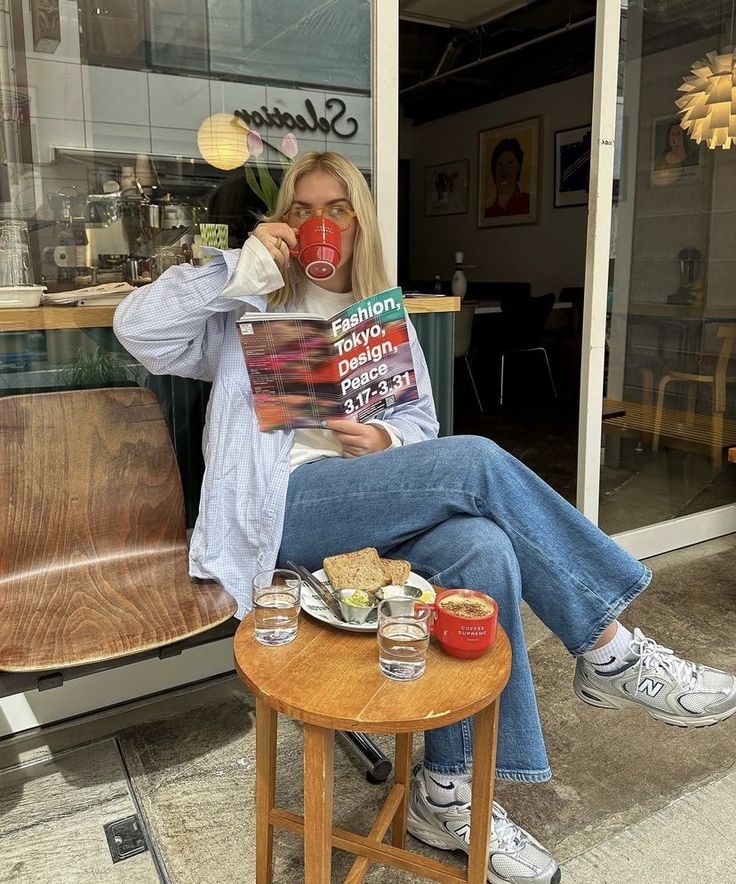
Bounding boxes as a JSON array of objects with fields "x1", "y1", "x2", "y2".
[
  {"x1": 0, "y1": 387, "x2": 237, "y2": 672},
  {"x1": 603, "y1": 398, "x2": 736, "y2": 467}
]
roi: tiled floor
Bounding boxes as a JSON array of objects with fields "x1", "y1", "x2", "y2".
[{"x1": 1, "y1": 535, "x2": 735, "y2": 883}]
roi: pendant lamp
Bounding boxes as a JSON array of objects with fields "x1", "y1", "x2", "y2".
[
  {"x1": 197, "y1": 114, "x2": 250, "y2": 170},
  {"x1": 676, "y1": 3, "x2": 736, "y2": 149}
]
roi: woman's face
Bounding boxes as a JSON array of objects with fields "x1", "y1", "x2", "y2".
[
  {"x1": 290, "y1": 170, "x2": 357, "y2": 275},
  {"x1": 668, "y1": 125, "x2": 684, "y2": 150},
  {"x1": 493, "y1": 150, "x2": 521, "y2": 193}
]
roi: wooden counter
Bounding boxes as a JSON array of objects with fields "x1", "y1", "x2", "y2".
[
  {"x1": 624, "y1": 302, "x2": 736, "y2": 320},
  {"x1": 1, "y1": 306, "x2": 118, "y2": 333},
  {"x1": 404, "y1": 296, "x2": 460, "y2": 314},
  {"x1": 1, "y1": 297, "x2": 460, "y2": 333}
]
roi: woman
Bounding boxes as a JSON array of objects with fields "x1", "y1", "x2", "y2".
[
  {"x1": 484, "y1": 138, "x2": 530, "y2": 218},
  {"x1": 652, "y1": 120, "x2": 698, "y2": 185},
  {"x1": 115, "y1": 152, "x2": 735, "y2": 884}
]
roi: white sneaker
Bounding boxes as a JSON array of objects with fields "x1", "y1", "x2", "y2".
[
  {"x1": 407, "y1": 767, "x2": 561, "y2": 884},
  {"x1": 574, "y1": 627, "x2": 736, "y2": 727}
]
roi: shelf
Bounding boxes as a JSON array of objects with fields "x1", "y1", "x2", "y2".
[
  {"x1": 1, "y1": 306, "x2": 117, "y2": 332},
  {"x1": 1, "y1": 297, "x2": 459, "y2": 333}
]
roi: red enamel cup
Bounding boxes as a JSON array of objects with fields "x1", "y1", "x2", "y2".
[
  {"x1": 428, "y1": 589, "x2": 499, "y2": 660},
  {"x1": 289, "y1": 216, "x2": 342, "y2": 280}
]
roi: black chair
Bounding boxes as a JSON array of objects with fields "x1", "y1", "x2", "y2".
[{"x1": 499, "y1": 292, "x2": 558, "y2": 405}]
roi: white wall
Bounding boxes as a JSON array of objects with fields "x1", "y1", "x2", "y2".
[
  {"x1": 632, "y1": 38, "x2": 732, "y2": 309},
  {"x1": 19, "y1": 0, "x2": 371, "y2": 218},
  {"x1": 407, "y1": 73, "x2": 594, "y2": 295}
]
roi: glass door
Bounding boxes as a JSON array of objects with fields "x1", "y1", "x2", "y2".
[{"x1": 579, "y1": 0, "x2": 736, "y2": 557}]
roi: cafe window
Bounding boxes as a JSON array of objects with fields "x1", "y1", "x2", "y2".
[
  {"x1": 0, "y1": 0, "x2": 372, "y2": 523},
  {"x1": 599, "y1": 0, "x2": 736, "y2": 540}
]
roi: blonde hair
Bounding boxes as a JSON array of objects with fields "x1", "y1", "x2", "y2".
[{"x1": 262, "y1": 152, "x2": 389, "y2": 308}]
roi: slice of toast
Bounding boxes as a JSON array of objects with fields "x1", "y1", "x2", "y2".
[
  {"x1": 380, "y1": 557, "x2": 411, "y2": 585},
  {"x1": 323, "y1": 547, "x2": 390, "y2": 593}
]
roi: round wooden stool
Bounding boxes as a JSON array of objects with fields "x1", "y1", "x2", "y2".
[{"x1": 234, "y1": 612, "x2": 511, "y2": 883}]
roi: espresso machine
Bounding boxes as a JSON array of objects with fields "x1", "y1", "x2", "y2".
[{"x1": 43, "y1": 186, "x2": 92, "y2": 284}]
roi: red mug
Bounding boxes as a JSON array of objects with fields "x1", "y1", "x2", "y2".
[
  {"x1": 289, "y1": 217, "x2": 342, "y2": 280},
  {"x1": 429, "y1": 589, "x2": 499, "y2": 659}
]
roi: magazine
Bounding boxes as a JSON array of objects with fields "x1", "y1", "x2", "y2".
[{"x1": 236, "y1": 286, "x2": 419, "y2": 431}]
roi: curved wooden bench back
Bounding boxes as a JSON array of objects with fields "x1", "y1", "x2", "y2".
[{"x1": 0, "y1": 387, "x2": 236, "y2": 672}]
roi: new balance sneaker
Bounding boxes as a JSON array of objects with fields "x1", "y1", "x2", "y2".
[
  {"x1": 407, "y1": 767, "x2": 561, "y2": 884},
  {"x1": 574, "y1": 627, "x2": 736, "y2": 727}
]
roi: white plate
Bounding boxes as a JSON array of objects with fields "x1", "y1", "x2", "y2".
[{"x1": 301, "y1": 569, "x2": 434, "y2": 633}]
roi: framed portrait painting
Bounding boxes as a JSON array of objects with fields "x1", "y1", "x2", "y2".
[
  {"x1": 424, "y1": 160, "x2": 469, "y2": 216},
  {"x1": 554, "y1": 125, "x2": 591, "y2": 208},
  {"x1": 650, "y1": 115, "x2": 702, "y2": 186},
  {"x1": 478, "y1": 117, "x2": 540, "y2": 228}
]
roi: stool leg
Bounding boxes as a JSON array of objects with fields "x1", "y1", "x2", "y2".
[
  {"x1": 255, "y1": 699, "x2": 278, "y2": 884},
  {"x1": 467, "y1": 698, "x2": 500, "y2": 883},
  {"x1": 303, "y1": 723, "x2": 335, "y2": 884},
  {"x1": 392, "y1": 733, "x2": 413, "y2": 849}
]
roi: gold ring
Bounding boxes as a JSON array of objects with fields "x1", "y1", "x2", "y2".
[{"x1": 273, "y1": 236, "x2": 282, "y2": 250}]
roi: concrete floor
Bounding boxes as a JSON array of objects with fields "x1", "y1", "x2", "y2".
[{"x1": 0, "y1": 534, "x2": 734, "y2": 883}]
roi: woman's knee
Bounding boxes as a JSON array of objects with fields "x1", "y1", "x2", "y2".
[
  {"x1": 416, "y1": 515, "x2": 521, "y2": 605},
  {"x1": 435, "y1": 434, "x2": 502, "y2": 464}
]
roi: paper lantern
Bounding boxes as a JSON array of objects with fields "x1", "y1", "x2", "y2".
[
  {"x1": 676, "y1": 47, "x2": 736, "y2": 150},
  {"x1": 197, "y1": 114, "x2": 250, "y2": 170}
]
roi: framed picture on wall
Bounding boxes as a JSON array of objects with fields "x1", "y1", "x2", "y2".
[
  {"x1": 424, "y1": 160, "x2": 469, "y2": 216},
  {"x1": 650, "y1": 114, "x2": 703, "y2": 186},
  {"x1": 554, "y1": 125, "x2": 591, "y2": 207},
  {"x1": 477, "y1": 117, "x2": 540, "y2": 228}
]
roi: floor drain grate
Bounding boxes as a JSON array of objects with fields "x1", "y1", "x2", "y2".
[{"x1": 104, "y1": 814, "x2": 148, "y2": 863}]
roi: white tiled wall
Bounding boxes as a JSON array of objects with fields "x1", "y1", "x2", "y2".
[
  {"x1": 149, "y1": 74, "x2": 211, "y2": 130},
  {"x1": 26, "y1": 58, "x2": 84, "y2": 121},
  {"x1": 210, "y1": 81, "x2": 267, "y2": 117},
  {"x1": 28, "y1": 59, "x2": 370, "y2": 170},
  {"x1": 150, "y1": 126, "x2": 199, "y2": 158},
  {"x1": 31, "y1": 119, "x2": 86, "y2": 165},
  {"x1": 82, "y1": 67, "x2": 150, "y2": 126},
  {"x1": 84, "y1": 121, "x2": 152, "y2": 154}
]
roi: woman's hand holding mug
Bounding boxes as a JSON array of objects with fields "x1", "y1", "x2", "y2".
[
  {"x1": 251, "y1": 222, "x2": 297, "y2": 269},
  {"x1": 253, "y1": 217, "x2": 342, "y2": 280},
  {"x1": 287, "y1": 217, "x2": 342, "y2": 280}
]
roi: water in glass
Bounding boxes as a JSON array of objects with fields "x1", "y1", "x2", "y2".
[
  {"x1": 253, "y1": 590, "x2": 300, "y2": 646},
  {"x1": 378, "y1": 620, "x2": 429, "y2": 680}
]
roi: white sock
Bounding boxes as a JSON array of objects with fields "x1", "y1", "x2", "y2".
[
  {"x1": 582, "y1": 623, "x2": 634, "y2": 670},
  {"x1": 422, "y1": 767, "x2": 472, "y2": 806}
]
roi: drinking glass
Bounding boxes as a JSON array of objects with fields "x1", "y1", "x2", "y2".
[
  {"x1": 377, "y1": 599, "x2": 431, "y2": 681},
  {"x1": 151, "y1": 245, "x2": 182, "y2": 280},
  {"x1": 0, "y1": 220, "x2": 34, "y2": 286},
  {"x1": 252, "y1": 568, "x2": 302, "y2": 647}
]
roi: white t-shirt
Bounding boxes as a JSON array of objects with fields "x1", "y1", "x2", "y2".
[{"x1": 289, "y1": 278, "x2": 403, "y2": 472}]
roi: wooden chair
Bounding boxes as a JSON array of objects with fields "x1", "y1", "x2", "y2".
[
  {"x1": 652, "y1": 324, "x2": 736, "y2": 467},
  {"x1": 0, "y1": 387, "x2": 237, "y2": 672},
  {"x1": 455, "y1": 304, "x2": 484, "y2": 412}
]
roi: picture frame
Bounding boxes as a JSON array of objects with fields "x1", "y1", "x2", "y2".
[
  {"x1": 554, "y1": 125, "x2": 591, "y2": 208},
  {"x1": 477, "y1": 117, "x2": 540, "y2": 228},
  {"x1": 424, "y1": 159, "x2": 469, "y2": 216},
  {"x1": 650, "y1": 114, "x2": 703, "y2": 187}
]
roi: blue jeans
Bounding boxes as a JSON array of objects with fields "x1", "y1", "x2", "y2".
[{"x1": 277, "y1": 436, "x2": 651, "y2": 782}]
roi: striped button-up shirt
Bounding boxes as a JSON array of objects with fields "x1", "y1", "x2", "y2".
[{"x1": 114, "y1": 238, "x2": 439, "y2": 616}]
